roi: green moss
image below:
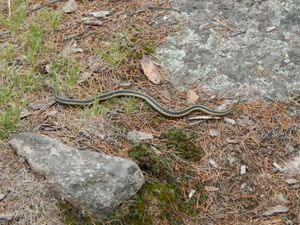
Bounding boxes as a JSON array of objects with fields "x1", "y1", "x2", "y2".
[
  {"x1": 161, "y1": 128, "x2": 204, "y2": 161},
  {"x1": 149, "y1": 115, "x2": 167, "y2": 128},
  {"x1": 59, "y1": 202, "x2": 102, "y2": 225},
  {"x1": 113, "y1": 179, "x2": 207, "y2": 225},
  {"x1": 243, "y1": 198, "x2": 259, "y2": 211},
  {"x1": 128, "y1": 143, "x2": 173, "y2": 181}
]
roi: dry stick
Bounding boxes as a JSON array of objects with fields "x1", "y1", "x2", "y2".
[{"x1": 7, "y1": 0, "x2": 11, "y2": 17}]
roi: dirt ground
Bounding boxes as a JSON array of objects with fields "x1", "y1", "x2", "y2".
[{"x1": 0, "y1": 0, "x2": 300, "y2": 224}]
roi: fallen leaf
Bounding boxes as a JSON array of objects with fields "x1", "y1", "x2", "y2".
[
  {"x1": 262, "y1": 205, "x2": 289, "y2": 216},
  {"x1": 187, "y1": 90, "x2": 199, "y2": 104},
  {"x1": 140, "y1": 55, "x2": 161, "y2": 84},
  {"x1": 62, "y1": 0, "x2": 77, "y2": 13}
]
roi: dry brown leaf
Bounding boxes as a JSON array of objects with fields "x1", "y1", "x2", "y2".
[
  {"x1": 187, "y1": 90, "x2": 199, "y2": 104},
  {"x1": 140, "y1": 55, "x2": 161, "y2": 84}
]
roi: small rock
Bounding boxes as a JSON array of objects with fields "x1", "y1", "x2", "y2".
[
  {"x1": 204, "y1": 186, "x2": 219, "y2": 192},
  {"x1": 240, "y1": 165, "x2": 247, "y2": 175},
  {"x1": 20, "y1": 108, "x2": 31, "y2": 118},
  {"x1": 283, "y1": 217, "x2": 294, "y2": 225},
  {"x1": 281, "y1": 155, "x2": 300, "y2": 175},
  {"x1": 261, "y1": 205, "x2": 289, "y2": 216},
  {"x1": 285, "y1": 178, "x2": 298, "y2": 185},
  {"x1": 215, "y1": 100, "x2": 234, "y2": 111},
  {"x1": 45, "y1": 64, "x2": 52, "y2": 74},
  {"x1": 208, "y1": 159, "x2": 218, "y2": 168},
  {"x1": 45, "y1": 110, "x2": 58, "y2": 117},
  {"x1": 62, "y1": 0, "x2": 78, "y2": 13},
  {"x1": 209, "y1": 129, "x2": 219, "y2": 137},
  {"x1": 226, "y1": 138, "x2": 239, "y2": 144},
  {"x1": 118, "y1": 81, "x2": 132, "y2": 87},
  {"x1": 188, "y1": 189, "x2": 196, "y2": 199},
  {"x1": 127, "y1": 130, "x2": 153, "y2": 142},
  {"x1": 0, "y1": 193, "x2": 6, "y2": 201},
  {"x1": 89, "y1": 11, "x2": 110, "y2": 18},
  {"x1": 224, "y1": 117, "x2": 236, "y2": 125},
  {"x1": 276, "y1": 193, "x2": 289, "y2": 204},
  {"x1": 10, "y1": 133, "x2": 144, "y2": 220},
  {"x1": 82, "y1": 18, "x2": 103, "y2": 26},
  {"x1": 273, "y1": 161, "x2": 284, "y2": 172},
  {"x1": 0, "y1": 214, "x2": 13, "y2": 222},
  {"x1": 227, "y1": 154, "x2": 238, "y2": 164},
  {"x1": 29, "y1": 102, "x2": 45, "y2": 110},
  {"x1": 240, "y1": 183, "x2": 247, "y2": 190},
  {"x1": 237, "y1": 115, "x2": 254, "y2": 126}
]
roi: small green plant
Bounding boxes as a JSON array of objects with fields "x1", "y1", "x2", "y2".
[
  {"x1": 97, "y1": 40, "x2": 129, "y2": 67},
  {"x1": 89, "y1": 98, "x2": 115, "y2": 117},
  {"x1": 35, "y1": 8, "x2": 62, "y2": 33},
  {"x1": 121, "y1": 97, "x2": 140, "y2": 114},
  {"x1": 0, "y1": 44, "x2": 16, "y2": 63},
  {"x1": 48, "y1": 59, "x2": 80, "y2": 90},
  {"x1": 0, "y1": 3, "x2": 27, "y2": 33},
  {"x1": 26, "y1": 23, "x2": 44, "y2": 65},
  {"x1": 0, "y1": 107, "x2": 21, "y2": 139}
]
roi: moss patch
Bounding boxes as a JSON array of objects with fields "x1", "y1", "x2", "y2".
[
  {"x1": 113, "y1": 179, "x2": 207, "y2": 225},
  {"x1": 59, "y1": 202, "x2": 100, "y2": 225},
  {"x1": 162, "y1": 127, "x2": 204, "y2": 161},
  {"x1": 128, "y1": 143, "x2": 173, "y2": 181}
]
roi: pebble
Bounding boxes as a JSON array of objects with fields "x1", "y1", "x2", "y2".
[
  {"x1": 224, "y1": 117, "x2": 236, "y2": 125},
  {"x1": 285, "y1": 178, "x2": 298, "y2": 185},
  {"x1": 0, "y1": 193, "x2": 6, "y2": 201},
  {"x1": 208, "y1": 159, "x2": 218, "y2": 168},
  {"x1": 240, "y1": 165, "x2": 247, "y2": 175},
  {"x1": 188, "y1": 189, "x2": 196, "y2": 199},
  {"x1": 227, "y1": 154, "x2": 238, "y2": 164},
  {"x1": 0, "y1": 214, "x2": 13, "y2": 222},
  {"x1": 127, "y1": 130, "x2": 153, "y2": 142},
  {"x1": 209, "y1": 129, "x2": 219, "y2": 137}
]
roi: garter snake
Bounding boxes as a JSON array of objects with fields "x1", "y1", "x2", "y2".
[{"x1": 45, "y1": 82, "x2": 241, "y2": 118}]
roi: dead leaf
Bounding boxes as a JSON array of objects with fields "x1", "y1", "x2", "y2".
[
  {"x1": 140, "y1": 55, "x2": 161, "y2": 84},
  {"x1": 187, "y1": 90, "x2": 199, "y2": 104},
  {"x1": 62, "y1": 0, "x2": 77, "y2": 13},
  {"x1": 261, "y1": 205, "x2": 289, "y2": 216}
]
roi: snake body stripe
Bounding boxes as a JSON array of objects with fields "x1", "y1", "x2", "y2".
[{"x1": 46, "y1": 85, "x2": 240, "y2": 118}]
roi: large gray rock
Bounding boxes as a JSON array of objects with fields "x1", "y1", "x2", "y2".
[
  {"x1": 9, "y1": 133, "x2": 144, "y2": 220},
  {"x1": 158, "y1": 0, "x2": 300, "y2": 100}
]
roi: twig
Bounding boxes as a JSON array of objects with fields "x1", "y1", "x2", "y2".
[
  {"x1": 30, "y1": 0, "x2": 61, "y2": 12},
  {"x1": 8, "y1": 0, "x2": 11, "y2": 17},
  {"x1": 187, "y1": 115, "x2": 221, "y2": 125}
]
